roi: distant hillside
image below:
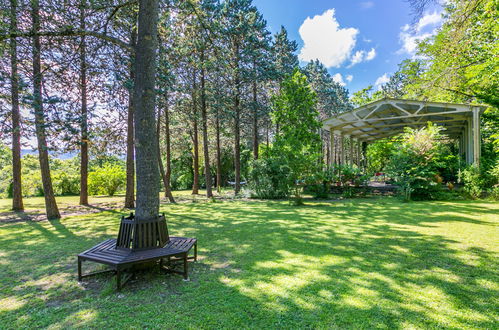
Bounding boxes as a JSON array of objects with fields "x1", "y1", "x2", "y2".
[{"x1": 21, "y1": 149, "x2": 77, "y2": 160}]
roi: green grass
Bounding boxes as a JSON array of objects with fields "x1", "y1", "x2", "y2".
[{"x1": 0, "y1": 197, "x2": 498, "y2": 328}]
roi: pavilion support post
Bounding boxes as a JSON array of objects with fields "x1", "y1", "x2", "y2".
[
  {"x1": 466, "y1": 118, "x2": 473, "y2": 165},
  {"x1": 345, "y1": 135, "x2": 351, "y2": 166},
  {"x1": 329, "y1": 128, "x2": 334, "y2": 168},
  {"x1": 349, "y1": 136, "x2": 354, "y2": 166},
  {"x1": 335, "y1": 130, "x2": 343, "y2": 166},
  {"x1": 472, "y1": 107, "x2": 481, "y2": 167}
]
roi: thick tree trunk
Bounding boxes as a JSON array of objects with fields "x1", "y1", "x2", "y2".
[
  {"x1": 215, "y1": 107, "x2": 222, "y2": 193},
  {"x1": 133, "y1": 0, "x2": 159, "y2": 221},
  {"x1": 79, "y1": 0, "x2": 88, "y2": 205},
  {"x1": 125, "y1": 26, "x2": 137, "y2": 209},
  {"x1": 10, "y1": 0, "x2": 23, "y2": 212},
  {"x1": 191, "y1": 72, "x2": 199, "y2": 195},
  {"x1": 252, "y1": 79, "x2": 258, "y2": 160},
  {"x1": 164, "y1": 100, "x2": 174, "y2": 201},
  {"x1": 31, "y1": 0, "x2": 60, "y2": 219},
  {"x1": 157, "y1": 107, "x2": 175, "y2": 202},
  {"x1": 200, "y1": 51, "x2": 213, "y2": 198}
]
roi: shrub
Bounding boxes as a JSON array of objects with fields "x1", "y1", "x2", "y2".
[
  {"x1": 88, "y1": 164, "x2": 126, "y2": 196},
  {"x1": 249, "y1": 156, "x2": 293, "y2": 199},
  {"x1": 386, "y1": 123, "x2": 446, "y2": 201},
  {"x1": 53, "y1": 171, "x2": 80, "y2": 196}
]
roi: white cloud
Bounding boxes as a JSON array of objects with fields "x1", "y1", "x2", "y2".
[
  {"x1": 360, "y1": 1, "x2": 374, "y2": 9},
  {"x1": 366, "y1": 48, "x2": 376, "y2": 60},
  {"x1": 399, "y1": 12, "x2": 443, "y2": 55},
  {"x1": 298, "y1": 9, "x2": 359, "y2": 68},
  {"x1": 350, "y1": 50, "x2": 364, "y2": 66},
  {"x1": 346, "y1": 74, "x2": 353, "y2": 83},
  {"x1": 416, "y1": 11, "x2": 442, "y2": 32},
  {"x1": 348, "y1": 47, "x2": 376, "y2": 67},
  {"x1": 332, "y1": 73, "x2": 346, "y2": 86},
  {"x1": 375, "y1": 73, "x2": 390, "y2": 90}
]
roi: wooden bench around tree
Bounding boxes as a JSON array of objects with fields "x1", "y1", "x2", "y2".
[{"x1": 77, "y1": 214, "x2": 197, "y2": 290}]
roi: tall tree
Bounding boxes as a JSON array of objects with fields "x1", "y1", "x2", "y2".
[
  {"x1": 125, "y1": 25, "x2": 137, "y2": 209},
  {"x1": 191, "y1": 70, "x2": 200, "y2": 194},
  {"x1": 31, "y1": 0, "x2": 60, "y2": 220},
  {"x1": 79, "y1": 0, "x2": 89, "y2": 205},
  {"x1": 199, "y1": 49, "x2": 213, "y2": 197},
  {"x1": 9, "y1": 0, "x2": 23, "y2": 211},
  {"x1": 133, "y1": 0, "x2": 160, "y2": 221}
]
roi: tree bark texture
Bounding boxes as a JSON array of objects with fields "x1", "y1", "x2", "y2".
[
  {"x1": 133, "y1": 0, "x2": 159, "y2": 221},
  {"x1": 31, "y1": 0, "x2": 60, "y2": 219},
  {"x1": 200, "y1": 51, "x2": 213, "y2": 198},
  {"x1": 10, "y1": 0, "x2": 23, "y2": 211},
  {"x1": 125, "y1": 25, "x2": 137, "y2": 209},
  {"x1": 79, "y1": 0, "x2": 89, "y2": 205}
]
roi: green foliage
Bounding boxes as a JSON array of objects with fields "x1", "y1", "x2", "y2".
[
  {"x1": 366, "y1": 139, "x2": 396, "y2": 174},
  {"x1": 88, "y1": 164, "x2": 126, "y2": 196},
  {"x1": 249, "y1": 156, "x2": 293, "y2": 199},
  {"x1": 271, "y1": 70, "x2": 322, "y2": 200},
  {"x1": 459, "y1": 166, "x2": 484, "y2": 199},
  {"x1": 386, "y1": 123, "x2": 447, "y2": 201},
  {"x1": 350, "y1": 85, "x2": 383, "y2": 107}
]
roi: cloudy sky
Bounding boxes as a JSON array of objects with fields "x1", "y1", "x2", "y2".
[{"x1": 252, "y1": 0, "x2": 444, "y2": 94}]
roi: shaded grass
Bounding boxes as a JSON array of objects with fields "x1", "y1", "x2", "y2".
[{"x1": 0, "y1": 197, "x2": 498, "y2": 328}]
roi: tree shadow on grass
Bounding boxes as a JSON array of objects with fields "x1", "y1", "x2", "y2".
[{"x1": 0, "y1": 199, "x2": 497, "y2": 328}]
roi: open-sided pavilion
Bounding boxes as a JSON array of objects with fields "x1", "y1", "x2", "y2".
[{"x1": 322, "y1": 98, "x2": 487, "y2": 169}]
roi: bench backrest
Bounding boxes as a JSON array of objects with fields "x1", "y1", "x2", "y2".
[{"x1": 116, "y1": 213, "x2": 170, "y2": 250}]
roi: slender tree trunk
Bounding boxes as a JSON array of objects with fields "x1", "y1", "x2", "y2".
[
  {"x1": 31, "y1": 0, "x2": 60, "y2": 219},
  {"x1": 125, "y1": 26, "x2": 137, "y2": 209},
  {"x1": 252, "y1": 79, "x2": 258, "y2": 160},
  {"x1": 79, "y1": 0, "x2": 89, "y2": 205},
  {"x1": 157, "y1": 106, "x2": 175, "y2": 202},
  {"x1": 10, "y1": 0, "x2": 23, "y2": 212},
  {"x1": 133, "y1": 0, "x2": 159, "y2": 221},
  {"x1": 191, "y1": 71, "x2": 199, "y2": 195},
  {"x1": 215, "y1": 107, "x2": 222, "y2": 193},
  {"x1": 234, "y1": 43, "x2": 241, "y2": 195},
  {"x1": 200, "y1": 51, "x2": 213, "y2": 198},
  {"x1": 164, "y1": 99, "x2": 174, "y2": 201}
]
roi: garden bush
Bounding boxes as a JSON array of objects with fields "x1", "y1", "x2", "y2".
[
  {"x1": 386, "y1": 123, "x2": 446, "y2": 201},
  {"x1": 249, "y1": 156, "x2": 293, "y2": 199},
  {"x1": 88, "y1": 164, "x2": 126, "y2": 196}
]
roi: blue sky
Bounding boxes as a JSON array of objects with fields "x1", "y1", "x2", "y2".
[{"x1": 252, "y1": 0, "x2": 443, "y2": 94}]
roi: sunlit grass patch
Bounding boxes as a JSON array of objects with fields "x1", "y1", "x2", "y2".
[{"x1": 0, "y1": 197, "x2": 497, "y2": 328}]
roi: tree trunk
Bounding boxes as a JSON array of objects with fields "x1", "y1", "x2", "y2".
[
  {"x1": 252, "y1": 79, "x2": 258, "y2": 160},
  {"x1": 31, "y1": 0, "x2": 60, "y2": 220},
  {"x1": 133, "y1": 0, "x2": 159, "y2": 221},
  {"x1": 125, "y1": 26, "x2": 137, "y2": 209},
  {"x1": 191, "y1": 72, "x2": 199, "y2": 195},
  {"x1": 234, "y1": 43, "x2": 241, "y2": 195},
  {"x1": 200, "y1": 51, "x2": 213, "y2": 198},
  {"x1": 215, "y1": 107, "x2": 222, "y2": 193},
  {"x1": 79, "y1": 0, "x2": 89, "y2": 206},
  {"x1": 164, "y1": 99, "x2": 174, "y2": 201},
  {"x1": 10, "y1": 0, "x2": 23, "y2": 212},
  {"x1": 157, "y1": 106, "x2": 175, "y2": 203},
  {"x1": 234, "y1": 84, "x2": 241, "y2": 195}
]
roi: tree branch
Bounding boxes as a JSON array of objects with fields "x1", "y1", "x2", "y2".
[{"x1": 0, "y1": 30, "x2": 132, "y2": 52}]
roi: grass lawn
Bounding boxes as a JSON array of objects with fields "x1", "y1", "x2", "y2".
[{"x1": 0, "y1": 196, "x2": 498, "y2": 328}]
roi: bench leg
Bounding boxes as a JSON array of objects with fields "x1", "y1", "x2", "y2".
[
  {"x1": 183, "y1": 254, "x2": 188, "y2": 281},
  {"x1": 78, "y1": 257, "x2": 82, "y2": 281},
  {"x1": 194, "y1": 243, "x2": 197, "y2": 261}
]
